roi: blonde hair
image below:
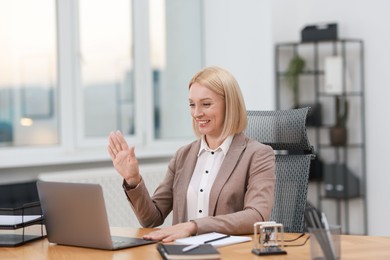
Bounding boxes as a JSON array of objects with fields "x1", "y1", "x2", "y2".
[{"x1": 189, "y1": 66, "x2": 247, "y2": 140}]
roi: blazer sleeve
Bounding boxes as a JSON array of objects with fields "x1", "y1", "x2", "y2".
[
  {"x1": 122, "y1": 142, "x2": 194, "y2": 228},
  {"x1": 123, "y1": 178, "x2": 165, "y2": 227},
  {"x1": 123, "y1": 161, "x2": 176, "y2": 228}
]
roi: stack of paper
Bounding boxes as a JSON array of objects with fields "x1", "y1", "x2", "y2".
[
  {"x1": 175, "y1": 232, "x2": 251, "y2": 248},
  {"x1": 0, "y1": 215, "x2": 42, "y2": 227}
]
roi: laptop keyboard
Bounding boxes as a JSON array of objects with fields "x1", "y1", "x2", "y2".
[{"x1": 112, "y1": 238, "x2": 136, "y2": 247}]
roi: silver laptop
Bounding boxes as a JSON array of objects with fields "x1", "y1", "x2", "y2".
[{"x1": 36, "y1": 180, "x2": 156, "y2": 250}]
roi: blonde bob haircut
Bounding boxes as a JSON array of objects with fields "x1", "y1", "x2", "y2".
[{"x1": 188, "y1": 66, "x2": 247, "y2": 141}]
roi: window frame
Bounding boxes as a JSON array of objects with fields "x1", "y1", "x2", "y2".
[{"x1": 0, "y1": 0, "x2": 197, "y2": 168}]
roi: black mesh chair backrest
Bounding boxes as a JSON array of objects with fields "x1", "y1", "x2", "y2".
[
  {"x1": 245, "y1": 107, "x2": 314, "y2": 233},
  {"x1": 246, "y1": 108, "x2": 312, "y2": 153}
]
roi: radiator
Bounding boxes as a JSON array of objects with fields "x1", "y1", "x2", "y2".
[{"x1": 38, "y1": 163, "x2": 173, "y2": 228}]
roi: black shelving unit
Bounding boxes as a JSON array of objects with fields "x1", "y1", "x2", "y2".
[{"x1": 275, "y1": 39, "x2": 367, "y2": 235}]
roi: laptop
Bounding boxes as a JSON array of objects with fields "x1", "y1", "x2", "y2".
[{"x1": 36, "y1": 180, "x2": 156, "y2": 250}]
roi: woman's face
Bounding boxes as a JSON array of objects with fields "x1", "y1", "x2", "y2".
[{"x1": 189, "y1": 82, "x2": 225, "y2": 140}]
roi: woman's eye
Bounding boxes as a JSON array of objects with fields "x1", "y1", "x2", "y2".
[
  {"x1": 203, "y1": 103, "x2": 211, "y2": 106},
  {"x1": 189, "y1": 103, "x2": 195, "y2": 107}
]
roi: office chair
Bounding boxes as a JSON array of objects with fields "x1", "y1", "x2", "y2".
[{"x1": 245, "y1": 107, "x2": 314, "y2": 233}]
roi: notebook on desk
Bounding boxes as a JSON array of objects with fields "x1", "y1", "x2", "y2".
[
  {"x1": 36, "y1": 181, "x2": 155, "y2": 250},
  {"x1": 175, "y1": 232, "x2": 251, "y2": 248}
]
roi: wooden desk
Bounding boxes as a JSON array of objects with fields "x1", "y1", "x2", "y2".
[{"x1": 1, "y1": 228, "x2": 390, "y2": 259}]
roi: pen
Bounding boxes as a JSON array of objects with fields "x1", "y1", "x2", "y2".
[
  {"x1": 182, "y1": 244, "x2": 199, "y2": 252},
  {"x1": 204, "y1": 235, "x2": 230, "y2": 244},
  {"x1": 321, "y1": 212, "x2": 330, "y2": 231},
  {"x1": 321, "y1": 212, "x2": 336, "y2": 258}
]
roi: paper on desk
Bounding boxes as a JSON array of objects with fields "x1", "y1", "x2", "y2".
[
  {"x1": 0, "y1": 215, "x2": 42, "y2": 226},
  {"x1": 175, "y1": 232, "x2": 251, "y2": 248}
]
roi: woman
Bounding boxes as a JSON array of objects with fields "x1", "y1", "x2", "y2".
[{"x1": 108, "y1": 66, "x2": 275, "y2": 242}]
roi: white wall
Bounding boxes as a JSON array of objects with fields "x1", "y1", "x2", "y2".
[
  {"x1": 270, "y1": 0, "x2": 390, "y2": 236},
  {"x1": 203, "y1": 0, "x2": 274, "y2": 110},
  {"x1": 204, "y1": 0, "x2": 390, "y2": 236}
]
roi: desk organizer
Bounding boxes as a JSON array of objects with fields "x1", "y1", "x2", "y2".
[
  {"x1": 252, "y1": 221, "x2": 287, "y2": 256},
  {"x1": 0, "y1": 201, "x2": 46, "y2": 247}
]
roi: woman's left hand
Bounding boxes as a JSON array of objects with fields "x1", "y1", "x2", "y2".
[{"x1": 143, "y1": 221, "x2": 197, "y2": 242}]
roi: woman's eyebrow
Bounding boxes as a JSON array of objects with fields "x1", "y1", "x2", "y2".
[{"x1": 189, "y1": 98, "x2": 213, "y2": 102}]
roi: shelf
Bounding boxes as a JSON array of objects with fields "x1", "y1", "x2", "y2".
[
  {"x1": 277, "y1": 70, "x2": 325, "y2": 76},
  {"x1": 318, "y1": 144, "x2": 364, "y2": 149},
  {"x1": 275, "y1": 39, "x2": 367, "y2": 235},
  {"x1": 320, "y1": 195, "x2": 363, "y2": 200},
  {"x1": 275, "y1": 38, "x2": 364, "y2": 47}
]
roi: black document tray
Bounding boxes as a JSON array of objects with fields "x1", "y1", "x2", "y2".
[{"x1": 0, "y1": 201, "x2": 46, "y2": 247}]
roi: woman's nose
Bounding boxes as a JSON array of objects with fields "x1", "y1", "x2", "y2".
[{"x1": 194, "y1": 107, "x2": 204, "y2": 117}]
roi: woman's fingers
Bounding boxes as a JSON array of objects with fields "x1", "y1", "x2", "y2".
[
  {"x1": 109, "y1": 131, "x2": 122, "y2": 153},
  {"x1": 107, "y1": 131, "x2": 140, "y2": 183},
  {"x1": 143, "y1": 230, "x2": 166, "y2": 241},
  {"x1": 108, "y1": 130, "x2": 130, "y2": 155},
  {"x1": 108, "y1": 132, "x2": 117, "y2": 152},
  {"x1": 116, "y1": 130, "x2": 129, "y2": 151},
  {"x1": 107, "y1": 145, "x2": 115, "y2": 160},
  {"x1": 129, "y1": 146, "x2": 136, "y2": 159},
  {"x1": 142, "y1": 222, "x2": 196, "y2": 242}
]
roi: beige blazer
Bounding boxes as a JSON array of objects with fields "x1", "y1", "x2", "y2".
[{"x1": 124, "y1": 133, "x2": 276, "y2": 235}]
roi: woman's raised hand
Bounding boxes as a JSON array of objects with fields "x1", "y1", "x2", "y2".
[{"x1": 107, "y1": 130, "x2": 141, "y2": 187}]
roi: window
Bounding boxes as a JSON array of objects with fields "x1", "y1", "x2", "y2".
[
  {"x1": 0, "y1": 0, "x2": 58, "y2": 147},
  {"x1": 0, "y1": 0, "x2": 203, "y2": 167},
  {"x1": 150, "y1": 0, "x2": 203, "y2": 140},
  {"x1": 78, "y1": 0, "x2": 134, "y2": 138}
]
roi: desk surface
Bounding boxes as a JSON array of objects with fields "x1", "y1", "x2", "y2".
[{"x1": 1, "y1": 227, "x2": 390, "y2": 259}]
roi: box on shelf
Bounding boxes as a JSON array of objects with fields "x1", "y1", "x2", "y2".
[
  {"x1": 301, "y1": 23, "x2": 338, "y2": 42},
  {"x1": 324, "y1": 163, "x2": 360, "y2": 199}
]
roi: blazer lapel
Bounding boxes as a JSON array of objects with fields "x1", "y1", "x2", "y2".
[
  {"x1": 208, "y1": 133, "x2": 247, "y2": 215},
  {"x1": 175, "y1": 140, "x2": 200, "y2": 223}
]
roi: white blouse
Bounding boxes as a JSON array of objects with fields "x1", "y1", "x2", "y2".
[{"x1": 186, "y1": 135, "x2": 233, "y2": 221}]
